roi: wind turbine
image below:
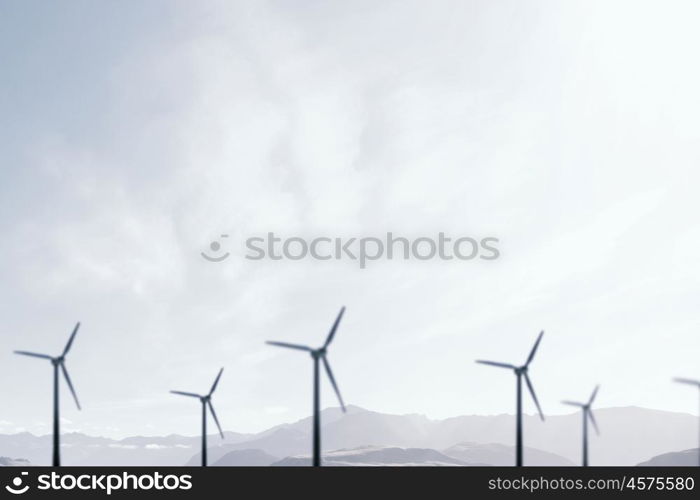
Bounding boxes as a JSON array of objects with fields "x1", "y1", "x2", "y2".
[
  {"x1": 562, "y1": 385, "x2": 600, "y2": 466},
  {"x1": 476, "y1": 330, "x2": 545, "y2": 466},
  {"x1": 170, "y1": 368, "x2": 225, "y2": 466},
  {"x1": 14, "y1": 322, "x2": 82, "y2": 467},
  {"x1": 673, "y1": 377, "x2": 700, "y2": 466},
  {"x1": 266, "y1": 306, "x2": 347, "y2": 467}
]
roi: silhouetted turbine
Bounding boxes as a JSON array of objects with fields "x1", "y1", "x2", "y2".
[
  {"x1": 266, "y1": 306, "x2": 347, "y2": 467},
  {"x1": 14, "y1": 322, "x2": 82, "y2": 467},
  {"x1": 673, "y1": 377, "x2": 700, "y2": 467},
  {"x1": 562, "y1": 385, "x2": 600, "y2": 466},
  {"x1": 476, "y1": 330, "x2": 545, "y2": 467},
  {"x1": 171, "y1": 368, "x2": 225, "y2": 467}
]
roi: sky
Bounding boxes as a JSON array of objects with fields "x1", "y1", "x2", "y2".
[{"x1": 1, "y1": 0, "x2": 699, "y2": 439}]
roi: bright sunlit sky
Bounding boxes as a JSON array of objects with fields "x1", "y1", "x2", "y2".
[{"x1": 1, "y1": 0, "x2": 699, "y2": 438}]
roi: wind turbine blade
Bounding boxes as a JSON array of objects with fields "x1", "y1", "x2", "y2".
[
  {"x1": 525, "y1": 330, "x2": 544, "y2": 366},
  {"x1": 266, "y1": 341, "x2": 312, "y2": 352},
  {"x1": 62, "y1": 322, "x2": 80, "y2": 357},
  {"x1": 170, "y1": 391, "x2": 201, "y2": 398},
  {"x1": 673, "y1": 377, "x2": 700, "y2": 387},
  {"x1": 322, "y1": 356, "x2": 346, "y2": 412},
  {"x1": 561, "y1": 400, "x2": 585, "y2": 407},
  {"x1": 14, "y1": 351, "x2": 52, "y2": 360},
  {"x1": 209, "y1": 368, "x2": 224, "y2": 396},
  {"x1": 60, "y1": 363, "x2": 81, "y2": 410},
  {"x1": 208, "y1": 401, "x2": 224, "y2": 439},
  {"x1": 588, "y1": 385, "x2": 600, "y2": 405},
  {"x1": 588, "y1": 408, "x2": 600, "y2": 435},
  {"x1": 323, "y1": 306, "x2": 346, "y2": 348},
  {"x1": 475, "y1": 360, "x2": 515, "y2": 369},
  {"x1": 524, "y1": 373, "x2": 545, "y2": 421}
]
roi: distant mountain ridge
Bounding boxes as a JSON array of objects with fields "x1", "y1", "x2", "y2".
[
  {"x1": 272, "y1": 443, "x2": 574, "y2": 466},
  {"x1": 212, "y1": 449, "x2": 279, "y2": 466},
  {"x1": 185, "y1": 405, "x2": 696, "y2": 466},
  {"x1": 637, "y1": 449, "x2": 700, "y2": 466},
  {"x1": 0, "y1": 456, "x2": 31, "y2": 466},
  {"x1": 443, "y1": 442, "x2": 573, "y2": 466},
  {"x1": 0, "y1": 431, "x2": 251, "y2": 466},
  {"x1": 273, "y1": 446, "x2": 474, "y2": 466},
  {"x1": 1, "y1": 406, "x2": 696, "y2": 466}
]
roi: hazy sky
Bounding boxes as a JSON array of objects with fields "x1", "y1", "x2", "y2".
[{"x1": 1, "y1": 0, "x2": 699, "y2": 439}]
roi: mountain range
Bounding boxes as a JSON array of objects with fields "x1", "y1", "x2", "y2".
[
  {"x1": 272, "y1": 446, "x2": 471, "y2": 466},
  {"x1": 0, "y1": 456, "x2": 31, "y2": 466},
  {"x1": 637, "y1": 449, "x2": 700, "y2": 466},
  {"x1": 271, "y1": 443, "x2": 574, "y2": 466},
  {"x1": 0, "y1": 405, "x2": 696, "y2": 466}
]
